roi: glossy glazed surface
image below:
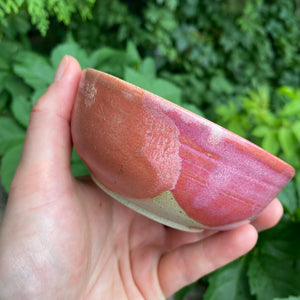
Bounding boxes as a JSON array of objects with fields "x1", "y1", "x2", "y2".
[{"x1": 71, "y1": 69, "x2": 295, "y2": 231}]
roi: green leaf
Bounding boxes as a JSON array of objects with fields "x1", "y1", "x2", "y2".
[
  {"x1": 261, "y1": 130, "x2": 279, "y2": 155},
  {"x1": 228, "y1": 119, "x2": 248, "y2": 138},
  {"x1": 124, "y1": 67, "x2": 149, "y2": 88},
  {"x1": 204, "y1": 258, "x2": 253, "y2": 300},
  {"x1": 280, "y1": 99, "x2": 300, "y2": 116},
  {"x1": 292, "y1": 121, "x2": 300, "y2": 142},
  {"x1": 8, "y1": 13, "x2": 31, "y2": 35},
  {"x1": 139, "y1": 57, "x2": 156, "y2": 78},
  {"x1": 124, "y1": 67, "x2": 181, "y2": 104},
  {"x1": 274, "y1": 297, "x2": 300, "y2": 300},
  {"x1": 11, "y1": 96, "x2": 31, "y2": 127},
  {"x1": 248, "y1": 254, "x2": 300, "y2": 300},
  {"x1": 90, "y1": 47, "x2": 129, "y2": 77},
  {"x1": 4, "y1": 74, "x2": 32, "y2": 98},
  {"x1": 284, "y1": 153, "x2": 300, "y2": 170},
  {"x1": 210, "y1": 74, "x2": 234, "y2": 94},
  {"x1": 215, "y1": 102, "x2": 237, "y2": 122},
  {"x1": 252, "y1": 126, "x2": 269, "y2": 138},
  {"x1": 278, "y1": 127, "x2": 296, "y2": 158},
  {"x1": 51, "y1": 40, "x2": 89, "y2": 69},
  {"x1": 278, "y1": 181, "x2": 298, "y2": 215},
  {"x1": 278, "y1": 86, "x2": 300, "y2": 100},
  {"x1": 296, "y1": 173, "x2": 300, "y2": 199},
  {"x1": 0, "y1": 41, "x2": 20, "y2": 63},
  {"x1": 0, "y1": 56, "x2": 10, "y2": 70},
  {"x1": 175, "y1": 282, "x2": 198, "y2": 300},
  {"x1": 1, "y1": 144, "x2": 23, "y2": 192},
  {"x1": 257, "y1": 217, "x2": 300, "y2": 261},
  {"x1": 0, "y1": 71, "x2": 9, "y2": 93},
  {"x1": 0, "y1": 91, "x2": 9, "y2": 113},
  {"x1": 296, "y1": 208, "x2": 300, "y2": 222},
  {"x1": 71, "y1": 149, "x2": 90, "y2": 178},
  {"x1": 126, "y1": 41, "x2": 141, "y2": 65},
  {"x1": 0, "y1": 117, "x2": 25, "y2": 155},
  {"x1": 150, "y1": 77, "x2": 182, "y2": 104},
  {"x1": 262, "y1": 111, "x2": 278, "y2": 127},
  {"x1": 13, "y1": 52, "x2": 55, "y2": 88}
]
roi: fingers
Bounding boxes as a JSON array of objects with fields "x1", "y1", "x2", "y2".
[
  {"x1": 164, "y1": 227, "x2": 218, "y2": 250},
  {"x1": 8, "y1": 56, "x2": 81, "y2": 204},
  {"x1": 158, "y1": 197, "x2": 282, "y2": 296},
  {"x1": 158, "y1": 224, "x2": 257, "y2": 297},
  {"x1": 18, "y1": 56, "x2": 81, "y2": 173},
  {"x1": 251, "y1": 198, "x2": 283, "y2": 232},
  {"x1": 164, "y1": 197, "x2": 283, "y2": 250}
]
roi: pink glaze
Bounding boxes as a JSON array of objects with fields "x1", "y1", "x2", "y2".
[
  {"x1": 72, "y1": 69, "x2": 295, "y2": 229},
  {"x1": 144, "y1": 93, "x2": 294, "y2": 227}
]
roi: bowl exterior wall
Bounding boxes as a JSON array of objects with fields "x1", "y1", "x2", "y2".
[{"x1": 71, "y1": 69, "x2": 295, "y2": 230}]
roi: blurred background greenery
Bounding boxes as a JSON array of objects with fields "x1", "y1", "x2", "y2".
[{"x1": 0, "y1": 0, "x2": 300, "y2": 299}]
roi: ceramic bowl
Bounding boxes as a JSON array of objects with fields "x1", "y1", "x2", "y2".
[{"x1": 71, "y1": 69, "x2": 295, "y2": 232}]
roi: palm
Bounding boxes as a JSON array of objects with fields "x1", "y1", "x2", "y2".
[
  {"x1": 71, "y1": 177, "x2": 168, "y2": 299},
  {"x1": 76, "y1": 178, "x2": 202, "y2": 300}
]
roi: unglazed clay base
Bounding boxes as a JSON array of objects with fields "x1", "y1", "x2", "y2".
[
  {"x1": 92, "y1": 175, "x2": 203, "y2": 232},
  {"x1": 92, "y1": 175, "x2": 251, "y2": 232},
  {"x1": 71, "y1": 69, "x2": 295, "y2": 231}
]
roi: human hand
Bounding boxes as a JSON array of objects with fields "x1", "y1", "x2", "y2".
[{"x1": 0, "y1": 56, "x2": 283, "y2": 300}]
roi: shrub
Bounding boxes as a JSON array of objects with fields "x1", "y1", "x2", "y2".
[
  {"x1": 68, "y1": 0, "x2": 300, "y2": 117},
  {"x1": 0, "y1": 1, "x2": 300, "y2": 299},
  {"x1": 0, "y1": 0, "x2": 96, "y2": 36}
]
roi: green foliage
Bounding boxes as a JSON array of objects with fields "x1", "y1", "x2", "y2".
[
  {"x1": 71, "y1": 149, "x2": 90, "y2": 178},
  {"x1": 0, "y1": 144, "x2": 23, "y2": 192},
  {"x1": 204, "y1": 257, "x2": 253, "y2": 300},
  {"x1": 278, "y1": 181, "x2": 299, "y2": 216},
  {"x1": 274, "y1": 297, "x2": 300, "y2": 300},
  {"x1": 124, "y1": 57, "x2": 182, "y2": 105},
  {"x1": 72, "y1": 0, "x2": 300, "y2": 118},
  {"x1": 0, "y1": 117, "x2": 25, "y2": 155},
  {"x1": 205, "y1": 218, "x2": 300, "y2": 300},
  {"x1": 3, "y1": 0, "x2": 300, "y2": 115},
  {"x1": 248, "y1": 255, "x2": 300, "y2": 300},
  {"x1": 247, "y1": 218, "x2": 300, "y2": 300},
  {"x1": 0, "y1": 0, "x2": 96, "y2": 36},
  {"x1": 175, "y1": 281, "x2": 198, "y2": 300}
]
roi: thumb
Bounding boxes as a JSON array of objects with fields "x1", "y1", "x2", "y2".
[{"x1": 14, "y1": 56, "x2": 82, "y2": 183}]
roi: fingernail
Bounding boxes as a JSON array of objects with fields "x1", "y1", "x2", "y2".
[{"x1": 54, "y1": 56, "x2": 70, "y2": 82}]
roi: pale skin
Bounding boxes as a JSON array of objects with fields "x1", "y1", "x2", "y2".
[{"x1": 0, "y1": 56, "x2": 283, "y2": 300}]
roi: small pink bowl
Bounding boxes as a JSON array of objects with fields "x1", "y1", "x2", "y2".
[{"x1": 71, "y1": 69, "x2": 295, "y2": 231}]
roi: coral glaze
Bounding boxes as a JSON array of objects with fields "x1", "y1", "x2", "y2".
[
  {"x1": 71, "y1": 69, "x2": 295, "y2": 229},
  {"x1": 72, "y1": 69, "x2": 181, "y2": 199}
]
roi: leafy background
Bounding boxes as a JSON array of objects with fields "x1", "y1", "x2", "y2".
[{"x1": 0, "y1": 0, "x2": 300, "y2": 299}]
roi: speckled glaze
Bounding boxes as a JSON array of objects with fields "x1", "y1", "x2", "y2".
[{"x1": 71, "y1": 69, "x2": 295, "y2": 231}]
